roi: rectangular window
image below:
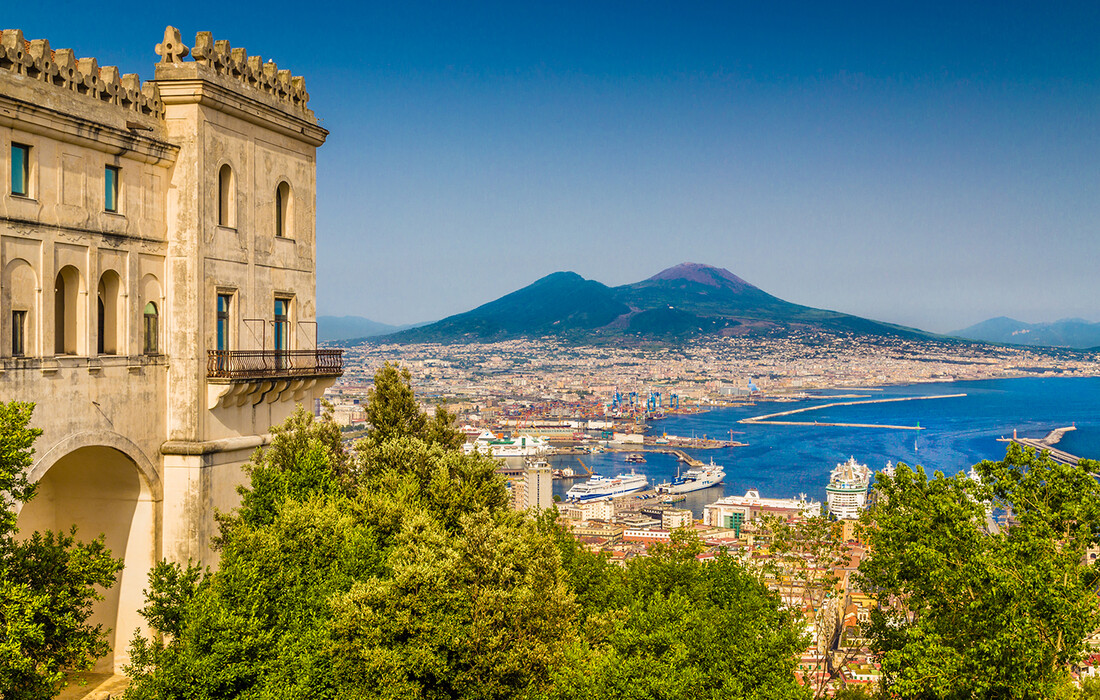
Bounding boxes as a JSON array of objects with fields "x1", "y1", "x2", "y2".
[
  {"x1": 274, "y1": 298, "x2": 289, "y2": 370},
  {"x1": 104, "y1": 165, "x2": 120, "y2": 212},
  {"x1": 11, "y1": 144, "x2": 29, "y2": 196},
  {"x1": 12, "y1": 310, "x2": 26, "y2": 356},
  {"x1": 216, "y1": 294, "x2": 231, "y2": 351}
]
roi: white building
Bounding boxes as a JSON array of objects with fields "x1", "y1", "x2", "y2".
[{"x1": 704, "y1": 489, "x2": 822, "y2": 534}]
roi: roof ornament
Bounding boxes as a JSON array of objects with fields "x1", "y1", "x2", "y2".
[{"x1": 155, "y1": 26, "x2": 189, "y2": 63}]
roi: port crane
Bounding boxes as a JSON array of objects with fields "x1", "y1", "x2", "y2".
[{"x1": 574, "y1": 457, "x2": 594, "y2": 477}]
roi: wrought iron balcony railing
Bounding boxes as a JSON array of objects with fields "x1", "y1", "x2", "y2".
[{"x1": 207, "y1": 349, "x2": 343, "y2": 380}]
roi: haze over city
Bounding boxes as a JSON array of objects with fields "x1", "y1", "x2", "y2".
[{"x1": 8, "y1": 1, "x2": 1099, "y2": 333}]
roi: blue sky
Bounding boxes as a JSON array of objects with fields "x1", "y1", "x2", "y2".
[{"x1": 7, "y1": 2, "x2": 1100, "y2": 332}]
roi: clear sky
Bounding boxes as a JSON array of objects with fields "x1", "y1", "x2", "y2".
[{"x1": 7, "y1": 2, "x2": 1100, "y2": 333}]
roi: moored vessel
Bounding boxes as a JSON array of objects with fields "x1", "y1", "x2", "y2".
[
  {"x1": 566, "y1": 470, "x2": 649, "y2": 501},
  {"x1": 655, "y1": 459, "x2": 726, "y2": 495}
]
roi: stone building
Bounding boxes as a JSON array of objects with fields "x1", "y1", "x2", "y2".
[{"x1": 0, "y1": 26, "x2": 340, "y2": 671}]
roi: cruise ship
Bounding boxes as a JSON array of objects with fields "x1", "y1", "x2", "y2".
[
  {"x1": 826, "y1": 456, "x2": 872, "y2": 520},
  {"x1": 566, "y1": 470, "x2": 649, "y2": 501},
  {"x1": 655, "y1": 459, "x2": 726, "y2": 495}
]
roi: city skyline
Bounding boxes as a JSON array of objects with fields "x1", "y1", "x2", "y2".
[{"x1": 8, "y1": 1, "x2": 1100, "y2": 333}]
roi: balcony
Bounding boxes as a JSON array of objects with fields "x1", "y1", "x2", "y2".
[
  {"x1": 207, "y1": 349, "x2": 343, "y2": 379},
  {"x1": 206, "y1": 349, "x2": 343, "y2": 409}
]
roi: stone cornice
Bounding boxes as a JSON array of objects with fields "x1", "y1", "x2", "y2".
[
  {"x1": 0, "y1": 90, "x2": 178, "y2": 164},
  {"x1": 155, "y1": 77, "x2": 328, "y2": 147}
]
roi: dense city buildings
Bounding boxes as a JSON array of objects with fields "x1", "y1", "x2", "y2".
[{"x1": 330, "y1": 334, "x2": 1100, "y2": 422}]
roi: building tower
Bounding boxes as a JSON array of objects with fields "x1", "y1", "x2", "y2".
[{"x1": 0, "y1": 26, "x2": 341, "y2": 671}]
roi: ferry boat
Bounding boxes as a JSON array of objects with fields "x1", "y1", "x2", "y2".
[
  {"x1": 625, "y1": 453, "x2": 647, "y2": 463},
  {"x1": 655, "y1": 459, "x2": 726, "y2": 495},
  {"x1": 463, "y1": 431, "x2": 549, "y2": 458},
  {"x1": 566, "y1": 470, "x2": 649, "y2": 501}
]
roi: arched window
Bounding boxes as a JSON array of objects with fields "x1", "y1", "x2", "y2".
[
  {"x1": 6, "y1": 260, "x2": 37, "y2": 358},
  {"x1": 218, "y1": 164, "x2": 235, "y2": 228},
  {"x1": 275, "y1": 181, "x2": 291, "y2": 238},
  {"x1": 54, "y1": 265, "x2": 84, "y2": 355},
  {"x1": 143, "y1": 302, "x2": 158, "y2": 355},
  {"x1": 97, "y1": 270, "x2": 121, "y2": 355}
]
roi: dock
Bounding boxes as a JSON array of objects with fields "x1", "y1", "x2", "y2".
[
  {"x1": 740, "y1": 393, "x2": 967, "y2": 430},
  {"x1": 997, "y1": 426, "x2": 1083, "y2": 466},
  {"x1": 602, "y1": 446, "x2": 709, "y2": 467}
]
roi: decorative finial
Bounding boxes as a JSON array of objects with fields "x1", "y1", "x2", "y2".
[{"x1": 155, "y1": 26, "x2": 189, "y2": 63}]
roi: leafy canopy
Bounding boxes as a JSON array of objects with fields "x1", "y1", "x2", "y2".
[
  {"x1": 125, "y1": 365, "x2": 810, "y2": 700},
  {"x1": 859, "y1": 444, "x2": 1100, "y2": 699}
]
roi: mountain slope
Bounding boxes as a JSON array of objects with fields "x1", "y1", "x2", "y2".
[
  {"x1": 951, "y1": 316, "x2": 1100, "y2": 349},
  {"x1": 379, "y1": 263, "x2": 938, "y2": 344},
  {"x1": 389, "y1": 272, "x2": 629, "y2": 343}
]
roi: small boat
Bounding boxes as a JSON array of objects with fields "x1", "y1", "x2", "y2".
[{"x1": 625, "y1": 453, "x2": 647, "y2": 463}]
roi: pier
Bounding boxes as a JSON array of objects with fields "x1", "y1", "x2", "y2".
[
  {"x1": 602, "y1": 446, "x2": 708, "y2": 467},
  {"x1": 997, "y1": 426, "x2": 1082, "y2": 466},
  {"x1": 740, "y1": 393, "x2": 968, "y2": 430}
]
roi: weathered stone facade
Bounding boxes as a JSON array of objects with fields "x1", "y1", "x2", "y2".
[{"x1": 0, "y1": 26, "x2": 337, "y2": 671}]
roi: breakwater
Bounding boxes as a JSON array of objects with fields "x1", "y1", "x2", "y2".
[{"x1": 740, "y1": 393, "x2": 968, "y2": 430}]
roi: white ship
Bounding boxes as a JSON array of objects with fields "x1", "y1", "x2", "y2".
[
  {"x1": 655, "y1": 459, "x2": 726, "y2": 495},
  {"x1": 463, "y1": 431, "x2": 549, "y2": 458},
  {"x1": 565, "y1": 470, "x2": 649, "y2": 501},
  {"x1": 826, "y1": 456, "x2": 872, "y2": 520}
]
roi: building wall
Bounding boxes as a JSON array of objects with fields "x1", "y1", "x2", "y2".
[{"x1": 0, "y1": 27, "x2": 334, "y2": 671}]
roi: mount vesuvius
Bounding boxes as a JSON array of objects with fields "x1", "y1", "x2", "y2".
[{"x1": 375, "y1": 263, "x2": 938, "y2": 344}]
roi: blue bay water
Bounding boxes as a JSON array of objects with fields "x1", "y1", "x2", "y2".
[{"x1": 550, "y1": 377, "x2": 1100, "y2": 516}]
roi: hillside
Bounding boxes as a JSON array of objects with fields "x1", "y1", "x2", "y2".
[
  {"x1": 951, "y1": 316, "x2": 1100, "y2": 349},
  {"x1": 380, "y1": 263, "x2": 939, "y2": 344}
]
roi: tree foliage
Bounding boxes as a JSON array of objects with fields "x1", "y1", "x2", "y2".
[
  {"x1": 859, "y1": 444, "x2": 1100, "y2": 699},
  {"x1": 548, "y1": 527, "x2": 810, "y2": 700},
  {"x1": 125, "y1": 366, "x2": 809, "y2": 699},
  {"x1": 0, "y1": 402, "x2": 123, "y2": 700}
]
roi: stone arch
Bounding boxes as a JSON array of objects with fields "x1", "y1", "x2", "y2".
[
  {"x1": 97, "y1": 269, "x2": 123, "y2": 355},
  {"x1": 18, "y1": 434, "x2": 160, "y2": 672},
  {"x1": 54, "y1": 264, "x2": 85, "y2": 355},
  {"x1": 4, "y1": 258, "x2": 38, "y2": 358}
]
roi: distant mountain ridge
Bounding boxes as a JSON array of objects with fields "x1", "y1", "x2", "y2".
[
  {"x1": 318, "y1": 316, "x2": 422, "y2": 343},
  {"x1": 377, "y1": 262, "x2": 940, "y2": 344},
  {"x1": 951, "y1": 316, "x2": 1100, "y2": 349}
]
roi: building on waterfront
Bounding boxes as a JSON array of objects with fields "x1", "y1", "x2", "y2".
[
  {"x1": 703, "y1": 489, "x2": 822, "y2": 535},
  {"x1": 826, "y1": 457, "x2": 872, "y2": 520},
  {"x1": 1, "y1": 26, "x2": 340, "y2": 670}
]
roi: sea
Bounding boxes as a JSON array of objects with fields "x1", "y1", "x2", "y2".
[{"x1": 548, "y1": 377, "x2": 1100, "y2": 517}]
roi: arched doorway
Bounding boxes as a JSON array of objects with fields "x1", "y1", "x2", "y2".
[{"x1": 16, "y1": 445, "x2": 156, "y2": 672}]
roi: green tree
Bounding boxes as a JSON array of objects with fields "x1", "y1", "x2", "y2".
[
  {"x1": 126, "y1": 366, "x2": 556, "y2": 700},
  {"x1": 859, "y1": 444, "x2": 1100, "y2": 699},
  {"x1": 550, "y1": 529, "x2": 811, "y2": 700},
  {"x1": 363, "y1": 362, "x2": 463, "y2": 449},
  {"x1": 0, "y1": 402, "x2": 123, "y2": 700}
]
